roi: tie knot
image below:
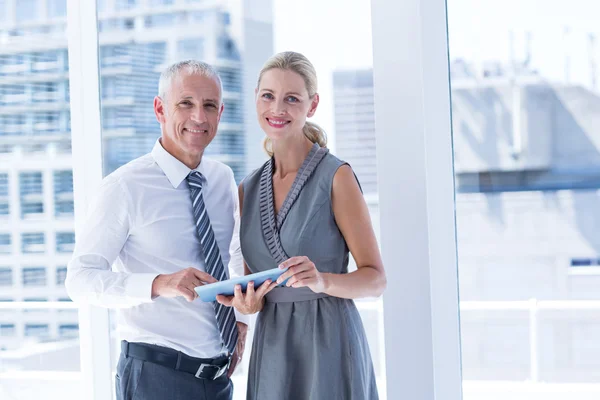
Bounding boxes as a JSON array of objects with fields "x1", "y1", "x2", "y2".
[{"x1": 187, "y1": 171, "x2": 204, "y2": 187}]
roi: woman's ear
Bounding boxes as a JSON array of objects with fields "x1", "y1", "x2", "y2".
[{"x1": 307, "y1": 93, "x2": 320, "y2": 118}]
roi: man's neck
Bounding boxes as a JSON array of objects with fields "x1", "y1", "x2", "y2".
[{"x1": 159, "y1": 137, "x2": 203, "y2": 169}]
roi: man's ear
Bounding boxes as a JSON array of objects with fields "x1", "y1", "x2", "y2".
[
  {"x1": 217, "y1": 102, "x2": 225, "y2": 122},
  {"x1": 154, "y1": 96, "x2": 166, "y2": 124}
]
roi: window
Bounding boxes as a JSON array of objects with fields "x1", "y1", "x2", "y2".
[
  {"x1": 0, "y1": 234, "x2": 10, "y2": 254},
  {"x1": 24, "y1": 324, "x2": 49, "y2": 337},
  {"x1": 59, "y1": 324, "x2": 79, "y2": 338},
  {"x1": 571, "y1": 258, "x2": 600, "y2": 267},
  {"x1": 0, "y1": 84, "x2": 26, "y2": 105},
  {"x1": 145, "y1": 13, "x2": 176, "y2": 28},
  {"x1": 48, "y1": 0, "x2": 67, "y2": 18},
  {"x1": 21, "y1": 233, "x2": 45, "y2": 254},
  {"x1": 189, "y1": 11, "x2": 206, "y2": 22},
  {"x1": 0, "y1": 1, "x2": 6, "y2": 24},
  {"x1": 56, "y1": 266, "x2": 67, "y2": 285},
  {"x1": 23, "y1": 297, "x2": 47, "y2": 313},
  {"x1": 100, "y1": 45, "x2": 133, "y2": 68},
  {"x1": 1, "y1": 0, "x2": 79, "y2": 384},
  {"x1": 115, "y1": 0, "x2": 137, "y2": 10},
  {"x1": 446, "y1": 0, "x2": 600, "y2": 395},
  {"x1": 0, "y1": 115, "x2": 27, "y2": 135},
  {"x1": 32, "y1": 50, "x2": 65, "y2": 73},
  {"x1": 22, "y1": 267, "x2": 47, "y2": 286},
  {"x1": 221, "y1": 101, "x2": 243, "y2": 124},
  {"x1": 216, "y1": 67, "x2": 242, "y2": 92},
  {"x1": 34, "y1": 112, "x2": 61, "y2": 133},
  {"x1": 56, "y1": 232, "x2": 75, "y2": 253},
  {"x1": 150, "y1": 0, "x2": 174, "y2": 5},
  {"x1": 221, "y1": 12, "x2": 231, "y2": 26},
  {"x1": 177, "y1": 38, "x2": 205, "y2": 60},
  {"x1": 217, "y1": 35, "x2": 240, "y2": 61},
  {"x1": 16, "y1": 0, "x2": 39, "y2": 23},
  {"x1": 102, "y1": 108, "x2": 134, "y2": 130},
  {"x1": 0, "y1": 267, "x2": 12, "y2": 286},
  {"x1": 0, "y1": 174, "x2": 8, "y2": 196},
  {"x1": 0, "y1": 174, "x2": 8, "y2": 216},
  {"x1": 0, "y1": 324, "x2": 16, "y2": 337},
  {"x1": 19, "y1": 172, "x2": 44, "y2": 218},
  {"x1": 32, "y1": 82, "x2": 59, "y2": 103},
  {"x1": 54, "y1": 171, "x2": 74, "y2": 217}
]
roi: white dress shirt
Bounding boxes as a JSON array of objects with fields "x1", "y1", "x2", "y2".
[{"x1": 66, "y1": 139, "x2": 248, "y2": 358}]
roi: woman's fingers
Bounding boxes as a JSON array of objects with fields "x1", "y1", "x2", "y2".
[
  {"x1": 286, "y1": 271, "x2": 314, "y2": 287},
  {"x1": 278, "y1": 256, "x2": 307, "y2": 270},
  {"x1": 276, "y1": 262, "x2": 312, "y2": 284},
  {"x1": 254, "y1": 280, "x2": 272, "y2": 297}
]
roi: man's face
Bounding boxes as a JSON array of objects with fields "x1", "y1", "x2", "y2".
[{"x1": 154, "y1": 72, "x2": 223, "y2": 167}]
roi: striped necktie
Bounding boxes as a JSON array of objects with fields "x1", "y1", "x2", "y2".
[{"x1": 187, "y1": 171, "x2": 238, "y2": 355}]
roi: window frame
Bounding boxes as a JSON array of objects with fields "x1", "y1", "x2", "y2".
[{"x1": 371, "y1": 0, "x2": 462, "y2": 398}]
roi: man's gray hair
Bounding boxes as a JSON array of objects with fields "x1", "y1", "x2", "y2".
[{"x1": 158, "y1": 60, "x2": 223, "y2": 103}]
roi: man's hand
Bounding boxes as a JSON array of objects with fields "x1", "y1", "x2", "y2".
[
  {"x1": 151, "y1": 268, "x2": 217, "y2": 302},
  {"x1": 227, "y1": 322, "x2": 248, "y2": 378}
]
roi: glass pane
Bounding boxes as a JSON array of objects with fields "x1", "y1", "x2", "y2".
[
  {"x1": 96, "y1": 0, "x2": 384, "y2": 399},
  {"x1": 15, "y1": 0, "x2": 39, "y2": 23},
  {"x1": 446, "y1": 0, "x2": 600, "y2": 398},
  {"x1": 0, "y1": 0, "x2": 81, "y2": 398}
]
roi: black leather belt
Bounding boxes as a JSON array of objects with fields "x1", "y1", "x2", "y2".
[{"x1": 121, "y1": 341, "x2": 230, "y2": 380}]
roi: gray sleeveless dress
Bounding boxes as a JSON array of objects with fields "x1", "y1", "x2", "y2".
[{"x1": 240, "y1": 143, "x2": 379, "y2": 400}]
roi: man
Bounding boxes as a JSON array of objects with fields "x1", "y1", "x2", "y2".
[{"x1": 66, "y1": 60, "x2": 248, "y2": 400}]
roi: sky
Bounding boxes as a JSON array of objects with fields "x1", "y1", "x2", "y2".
[{"x1": 272, "y1": 0, "x2": 600, "y2": 149}]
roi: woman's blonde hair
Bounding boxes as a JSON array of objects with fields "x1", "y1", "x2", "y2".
[{"x1": 257, "y1": 51, "x2": 327, "y2": 156}]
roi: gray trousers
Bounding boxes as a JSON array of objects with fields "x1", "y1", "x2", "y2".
[{"x1": 115, "y1": 349, "x2": 233, "y2": 400}]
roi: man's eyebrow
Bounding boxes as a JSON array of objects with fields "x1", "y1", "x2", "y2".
[{"x1": 178, "y1": 96, "x2": 219, "y2": 103}]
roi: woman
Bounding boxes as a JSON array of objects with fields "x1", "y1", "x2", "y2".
[{"x1": 217, "y1": 51, "x2": 386, "y2": 400}]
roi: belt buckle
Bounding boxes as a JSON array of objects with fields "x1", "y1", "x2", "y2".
[{"x1": 194, "y1": 362, "x2": 227, "y2": 380}]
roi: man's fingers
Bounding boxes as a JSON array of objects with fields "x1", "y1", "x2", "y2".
[
  {"x1": 181, "y1": 287, "x2": 197, "y2": 302},
  {"x1": 233, "y1": 284, "x2": 244, "y2": 301},
  {"x1": 216, "y1": 294, "x2": 234, "y2": 306},
  {"x1": 227, "y1": 357, "x2": 238, "y2": 378},
  {"x1": 246, "y1": 281, "x2": 256, "y2": 297},
  {"x1": 193, "y1": 270, "x2": 218, "y2": 284},
  {"x1": 191, "y1": 280, "x2": 202, "y2": 288}
]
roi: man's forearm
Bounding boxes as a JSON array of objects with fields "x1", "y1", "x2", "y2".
[{"x1": 66, "y1": 256, "x2": 158, "y2": 308}]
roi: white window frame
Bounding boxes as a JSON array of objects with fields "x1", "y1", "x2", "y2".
[
  {"x1": 65, "y1": 0, "x2": 463, "y2": 398},
  {"x1": 371, "y1": 0, "x2": 463, "y2": 399},
  {"x1": 66, "y1": 0, "x2": 112, "y2": 399}
]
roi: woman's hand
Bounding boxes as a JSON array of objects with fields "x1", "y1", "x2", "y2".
[
  {"x1": 216, "y1": 280, "x2": 278, "y2": 314},
  {"x1": 276, "y1": 256, "x2": 329, "y2": 293}
]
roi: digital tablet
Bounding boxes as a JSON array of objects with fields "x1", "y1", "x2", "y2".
[{"x1": 194, "y1": 267, "x2": 288, "y2": 302}]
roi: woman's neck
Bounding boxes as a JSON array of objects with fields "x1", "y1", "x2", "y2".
[{"x1": 271, "y1": 135, "x2": 314, "y2": 178}]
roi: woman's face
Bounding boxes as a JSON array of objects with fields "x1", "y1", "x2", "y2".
[{"x1": 255, "y1": 68, "x2": 319, "y2": 142}]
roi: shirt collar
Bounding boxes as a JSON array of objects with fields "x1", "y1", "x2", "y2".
[{"x1": 151, "y1": 139, "x2": 207, "y2": 188}]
